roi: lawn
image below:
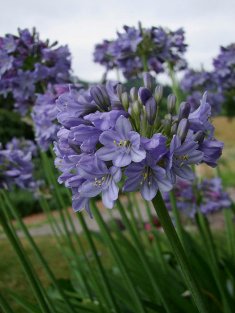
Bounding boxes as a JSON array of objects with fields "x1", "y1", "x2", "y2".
[{"x1": 0, "y1": 236, "x2": 69, "y2": 313}]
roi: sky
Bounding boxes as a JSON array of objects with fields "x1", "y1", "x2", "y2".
[{"x1": 0, "y1": 0, "x2": 234, "y2": 82}]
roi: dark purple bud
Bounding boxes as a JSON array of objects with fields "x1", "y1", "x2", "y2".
[
  {"x1": 194, "y1": 131, "x2": 205, "y2": 144},
  {"x1": 130, "y1": 87, "x2": 138, "y2": 102},
  {"x1": 167, "y1": 94, "x2": 176, "y2": 113},
  {"x1": 90, "y1": 85, "x2": 110, "y2": 111},
  {"x1": 178, "y1": 101, "x2": 190, "y2": 120},
  {"x1": 177, "y1": 118, "x2": 189, "y2": 142},
  {"x1": 145, "y1": 97, "x2": 157, "y2": 125},
  {"x1": 143, "y1": 72, "x2": 154, "y2": 90},
  {"x1": 138, "y1": 87, "x2": 152, "y2": 105},
  {"x1": 154, "y1": 85, "x2": 163, "y2": 102}
]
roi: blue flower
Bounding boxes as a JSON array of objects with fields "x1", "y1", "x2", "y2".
[
  {"x1": 124, "y1": 155, "x2": 172, "y2": 201},
  {"x1": 199, "y1": 139, "x2": 223, "y2": 167},
  {"x1": 97, "y1": 115, "x2": 146, "y2": 167},
  {"x1": 167, "y1": 135, "x2": 203, "y2": 183},
  {"x1": 78, "y1": 157, "x2": 122, "y2": 209},
  {"x1": 188, "y1": 93, "x2": 214, "y2": 136}
]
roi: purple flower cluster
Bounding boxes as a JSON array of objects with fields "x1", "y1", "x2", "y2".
[
  {"x1": 32, "y1": 84, "x2": 81, "y2": 151},
  {"x1": 93, "y1": 25, "x2": 187, "y2": 79},
  {"x1": 0, "y1": 28, "x2": 71, "y2": 116},
  {"x1": 93, "y1": 40, "x2": 116, "y2": 71},
  {"x1": 0, "y1": 138, "x2": 36, "y2": 190},
  {"x1": 163, "y1": 178, "x2": 231, "y2": 217},
  {"x1": 213, "y1": 43, "x2": 235, "y2": 92},
  {"x1": 54, "y1": 73, "x2": 223, "y2": 215},
  {"x1": 180, "y1": 69, "x2": 224, "y2": 115}
]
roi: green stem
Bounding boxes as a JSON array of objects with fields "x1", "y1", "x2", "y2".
[
  {"x1": 131, "y1": 193, "x2": 145, "y2": 226},
  {"x1": 78, "y1": 213, "x2": 120, "y2": 313},
  {"x1": 152, "y1": 191, "x2": 208, "y2": 313},
  {"x1": 1, "y1": 190, "x2": 74, "y2": 313},
  {"x1": 223, "y1": 206, "x2": 235, "y2": 260},
  {"x1": 168, "y1": 64, "x2": 183, "y2": 109},
  {"x1": 196, "y1": 212, "x2": 232, "y2": 313},
  {"x1": 116, "y1": 199, "x2": 172, "y2": 313},
  {"x1": 40, "y1": 151, "x2": 76, "y2": 253},
  {"x1": 144, "y1": 200, "x2": 167, "y2": 271},
  {"x1": 141, "y1": 55, "x2": 148, "y2": 72},
  {"x1": 169, "y1": 191, "x2": 185, "y2": 246},
  {"x1": 91, "y1": 200, "x2": 146, "y2": 313}
]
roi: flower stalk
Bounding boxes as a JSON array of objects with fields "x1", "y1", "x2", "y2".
[{"x1": 152, "y1": 191, "x2": 209, "y2": 313}]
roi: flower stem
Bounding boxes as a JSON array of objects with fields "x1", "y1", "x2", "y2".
[
  {"x1": 195, "y1": 212, "x2": 232, "y2": 313},
  {"x1": 167, "y1": 63, "x2": 183, "y2": 109},
  {"x1": 91, "y1": 200, "x2": 147, "y2": 313},
  {"x1": 169, "y1": 191, "x2": 186, "y2": 246},
  {"x1": 1, "y1": 190, "x2": 74, "y2": 313},
  {"x1": 116, "y1": 199, "x2": 172, "y2": 313},
  {"x1": 152, "y1": 191, "x2": 209, "y2": 313}
]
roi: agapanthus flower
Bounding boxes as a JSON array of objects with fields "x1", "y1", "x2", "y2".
[
  {"x1": 0, "y1": 138, "x2": 36, "y2": 190},
  {"x1": 167, "y1": 135, "x2": 203, "y2": 184},
  {"x1": 97, "y1": 115, "x2": 146, "y2": 167},
  {"x1": 93, "y1": 40, "x2": 116, "y2": 71},
  {"x1": 213, "y1": 43, "x2": 235, "y2": 116},
  {"x1": 180, "y1": 69, "x2": 224, "y2": 115},
  {"x1": 54, "y1": 73, "x2": 223, "y2": 215},
  {"x1": 213, "y1": 43, "x2": 235, "y2": 92},
  {"x1": 124, "y1": 155, "x2": 172, "y2": 201},
  {"x1": 32, "y1": 84, "x2": 78, "y2": 151},
  {"x1": 0, "y1": 28, "x2": 71, "y2": 116},
  {"x1": 93, "y1": 24, "x2": 187, "y2": 79},
  {"x1": 6, "y1": 137, "x2": 37, "y2": 157},
  {"x1": 163, "y1": 178, "x2": 231, "y2": 217}
]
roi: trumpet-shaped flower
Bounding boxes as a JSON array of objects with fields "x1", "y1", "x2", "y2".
[{"x1": 97, "y1": 115, "x2": 146, "y2": 167}]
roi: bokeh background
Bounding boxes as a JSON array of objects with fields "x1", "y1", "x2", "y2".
[{"x1": 1, "y1": 0, "x2": 234, "y2": 81}]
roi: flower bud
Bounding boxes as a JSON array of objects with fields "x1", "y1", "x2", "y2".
[
  {"x1": 145, "y1": 97, "x2": 157, "y2": 125},
  {"x1": 138, "y1": 87, "x2": 157, "y2": 125},
  {"x1": 143, "y1": 72, "x2": 154, "y2": 90},
  {"x1": 178, "y1": 102, "x2": 190, "y2": 120},
  {"x1": 121, "y1": 92, "x2": 129, "y2": 111},
  {"x1": 130, "y1": 87, "x2": 138, "y2": 102},
  {"x1": 177, "y1": 118, "x2": 189, "y2": 142},
  {"x1": 167, "y1": 94, "x2": 176, "y2": 113},
  {"x1": 90, "y1": 85, "x2": 110, "y2": 111},
  {"x1": 138, "y1": 87, "x2": 152, "y2": 105},
  {"x1": 154, "y1": 85, "x2": 163, "y2": 103},
  {"x1": 131, "y1": 100, "x2": 141, "y2": 116},
  {"x1": 116, "y1": 83, "x2": 123, "y2": 100},
  {"x1": 171, "y1": 123, "x2": 178, "y2": 135}
]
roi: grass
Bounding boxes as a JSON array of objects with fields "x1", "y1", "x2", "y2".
[
  {"x1": 0, "y1": 232, "x2": 111, "y2": 313},
  {"x1": 0, "y1": 236, "x2": 70, "y2": 313}
]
